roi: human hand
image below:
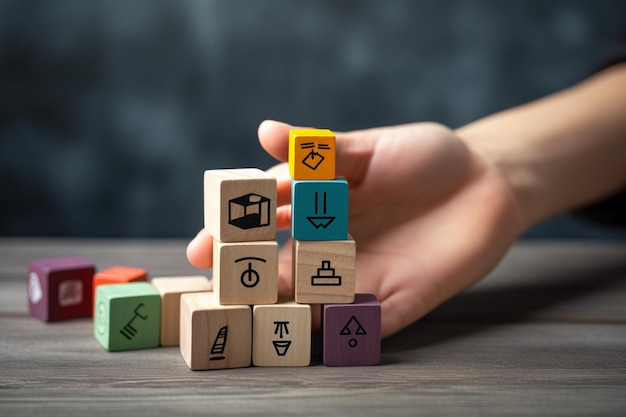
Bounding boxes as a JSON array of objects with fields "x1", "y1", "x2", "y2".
[{"x1": 188, "y1": 120, "x2": 525, "y2": 338}]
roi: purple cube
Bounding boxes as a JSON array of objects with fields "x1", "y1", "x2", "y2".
[
  {"x1": 28, "y1": 256, "x2": 95, "y2": 322},
  {"x1": 322, "y1": 293, "x2": 381, "y2": 366}
]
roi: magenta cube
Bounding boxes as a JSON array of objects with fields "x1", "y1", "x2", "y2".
[
  {"x1": 322, "y1": 293, "x2": 381, "y2": 366},
  {"x1": 28, "y1": 256, "x2": 95, "y2": 322}
]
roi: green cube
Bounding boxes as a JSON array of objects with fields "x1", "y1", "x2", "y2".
[{"x1": 94, "y1": 282, "x2": 161, "y2": 351}]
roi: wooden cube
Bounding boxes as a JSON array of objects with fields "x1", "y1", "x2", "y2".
[
  {"x1": 28, "y1": 256, "x2": 95, "y2": 322},
  {"x1": 94, "y1": 282, "x2": 161, "y2": 352},
  {"x1": 293, "y1": 237, "x2": 355, "y2": 304},
  {"x1": 288, "y1": 129, "x2": 336, "y2": 180},
  {"x1": 204, "y1": 168, "x2": 277, "y2": 243},
  {"x1": 92, "y1": 266, "x2": 148, "y2": 315},
  {"x1": 291, "y1": 178, "x2": 348, "y2": 241},
  {"x1": 253, "y1": 297, "x2": 311, "y2": 367},
  {"x1": 180, "y1": 292, "x2": 251, "y2": 371},
  {"x1": 150, "y1": 275, "x2": 211, "y2": 346},
  {"x1": 322, "y1": 294, "x2": 381, "y2": 366},
  {"x1": 213, "y1": 239, "x2": 278, "y2": 305}
]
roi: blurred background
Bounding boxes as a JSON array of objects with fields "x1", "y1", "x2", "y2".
[{"x1": 1, "y1": 0, "x2": 625, "y2": 239}]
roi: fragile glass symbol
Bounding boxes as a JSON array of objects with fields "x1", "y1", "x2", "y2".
[
  {"x1": 120, "y1": 303, "x2": 148, "y2": 341},
  {"x1": 235, "y1": 257, "x2": 266, "y2": 288},
  {"x1": 306, "y1": 191, "x2": 335, "y2": 229},
  {"x1": 210, "y1": 325, "x2": 228, "y2": 361},
  {"x1": 311, "y1": 260, "x2": 342, "y2": 286},
  {"x1": 228, "y1": 193, "x2": 270, "y2": 230},
  {"x1": 300, "y1": 142, "x2": 331, "y2": 171},
  {"x1": 272, "y1": 321, "x2": 291, "y2": 356},
  {"x1": 340, "y1": 315, "x2": 367, "y2": 348}
]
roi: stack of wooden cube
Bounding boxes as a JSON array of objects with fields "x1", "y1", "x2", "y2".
[{"x1": 180, "y1": 129, "x2": 381, "y2": 370}]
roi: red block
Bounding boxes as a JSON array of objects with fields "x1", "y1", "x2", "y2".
[
  {"x1": 322, "y1": 293, "x2": 381, "y2": 366},
  {"x1": 28, "y1": 256, "x2": 95, "y2": 322}
]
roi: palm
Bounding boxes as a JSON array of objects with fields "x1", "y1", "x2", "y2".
[{"x1": 270, "y1": 122, "x2": 523, "y2": 337}]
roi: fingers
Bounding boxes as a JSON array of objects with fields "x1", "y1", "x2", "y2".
[
  {"x1": 258, "y1": 120, "x2": 377, "y2": 186},
  {"x1": 186, "y1": 228, "x2": 214, "y2": 268},
  {"x1": 258, "y1": 120, "x2": 294, "y2": 162}
]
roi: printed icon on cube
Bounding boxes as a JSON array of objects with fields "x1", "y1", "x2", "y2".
[
  {"x1": 311, "y1": 260, "x2": 341, "y2": 286},
  {"x1": 289, "y1": 129, "x2": 336, "y2": 180},
  {"x1": 228, "y1": 193, "x2": 270, "y2": 230},
  {"x1": 204, "y1": 168, "x2": 277, "y2": 243},
  {"x1": 209, "y1": 325, "x2": 228, "y2": 361},
  {"x1": 272, "y1": 321, "x2": 291, "y2": 356}
]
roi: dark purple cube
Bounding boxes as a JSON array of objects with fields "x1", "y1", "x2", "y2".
[
  {"x1": 28, "y1": 256, "x2": 95, "y2": 322},
  {"x1": 322, "y1": 293, "x2": 381, "y2": 366}
]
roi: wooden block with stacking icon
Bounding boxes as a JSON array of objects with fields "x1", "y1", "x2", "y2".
[
  {"x1": 150, "y1": 275, "x2": 211, "y2": 346},
  {"x1": 289, "y1": 129, "x2": 336, "y2": 180},
  {"x1": 252, "y1": 296, "x2": 311, "y2": 367},
  {"x1": 213, "y1": 239, "x2": 278, "y2": 305},
  {"x1": 322, "y1": 293, "x2": 381, "y2": 366},
  {"x1": 204, "y1": 168, "x2": 277, "y2": 243},
  {"x1": 179, "y1": 292, "x2": 252, "y2": 371},
  {"x1": 292, "y1": 236, "x2": 356, "y2": 304}
]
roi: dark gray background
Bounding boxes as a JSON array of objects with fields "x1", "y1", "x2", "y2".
[{"x1": 1, "y1": 0, "x2": 625, "y2": 238}]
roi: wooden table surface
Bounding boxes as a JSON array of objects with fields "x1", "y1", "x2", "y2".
[{"x1": 1, "y1": 238, "x2": 625, "y2": 416}]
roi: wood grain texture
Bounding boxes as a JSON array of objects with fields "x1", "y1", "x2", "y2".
[
  {"x1": 179, "y1": 292, "x2": 251, "y2": 371},
  {"x1": 213, "y1": 239, "x2": 278, "y2": 305},
  {"x1": 253, "y1": 297, "x2": 311, "y2": 367},
  {"x1": 150, "y1": 275, "x2": 211, "y2": 346},
  {"x1": 1, "y1": 238, "x2": 626, "y2": 416},
  {"x1": 293, "y1": 237, "x2": 355, "y2": 304},
  {"x1": 204, "y1": 169, "x2": 277, "y2": 243}
]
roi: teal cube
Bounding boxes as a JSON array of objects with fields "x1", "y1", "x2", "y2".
[
  {"x1": 94, "y1": 282, "x2": 161, "y2": 351},
  {"x1": 291, "y1": 178, "x2": 348, "y2": 241}
]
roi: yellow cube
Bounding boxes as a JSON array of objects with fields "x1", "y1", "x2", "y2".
[{"x1": 289, "y1": 129, "x2": 336, "y2": 180}]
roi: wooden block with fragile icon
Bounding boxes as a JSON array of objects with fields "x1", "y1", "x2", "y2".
[
  {"x1": 322, "y1": 293, "x2": 381, "y2": 366},
  {"x1": 204, "y1": 168, "x2": 277, "y2": 243},
  {"x1": 150, "y1": 275, "x2": 211, "y2": 346},
  {"x1": 94, "y1": 282, "x2": 161, "y2": 352},
  {"x1": 179, "y1": 292, "x2": 251, "y2": 371},
  {"x1": 28, "y1": 256, "x2": 95, "y2": 322},
  {"x1": 252, "y1": 296, "x2": 311, "y2": 367},
  {"x1": 213, "y1": 239, "x2": 278, "y2": 305},
  {"x1": 293, "y1": 237, "x2": 355, "y2": 304},
  {"x1": 291, "y1": 178, "x2": 348, "y2": 241},
  {"x1": 289, "y1": 129, "x2": 336, "y2": 180},
  {"x1": 92, "y1": 266, "x2": 148, "y2": 316}
]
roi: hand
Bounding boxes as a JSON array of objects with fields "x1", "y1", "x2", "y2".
[{"x1": 188, "y1": 120, "x2": 525, "y2": 338}]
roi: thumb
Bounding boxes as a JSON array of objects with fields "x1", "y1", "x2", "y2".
[{"x1": 257, "y1": 120, "x2": 376, "y2": 185}]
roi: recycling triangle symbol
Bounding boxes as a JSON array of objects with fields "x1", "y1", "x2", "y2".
[{"x1": 340, "y1": 316, "x2": 367, "y2": 335}]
